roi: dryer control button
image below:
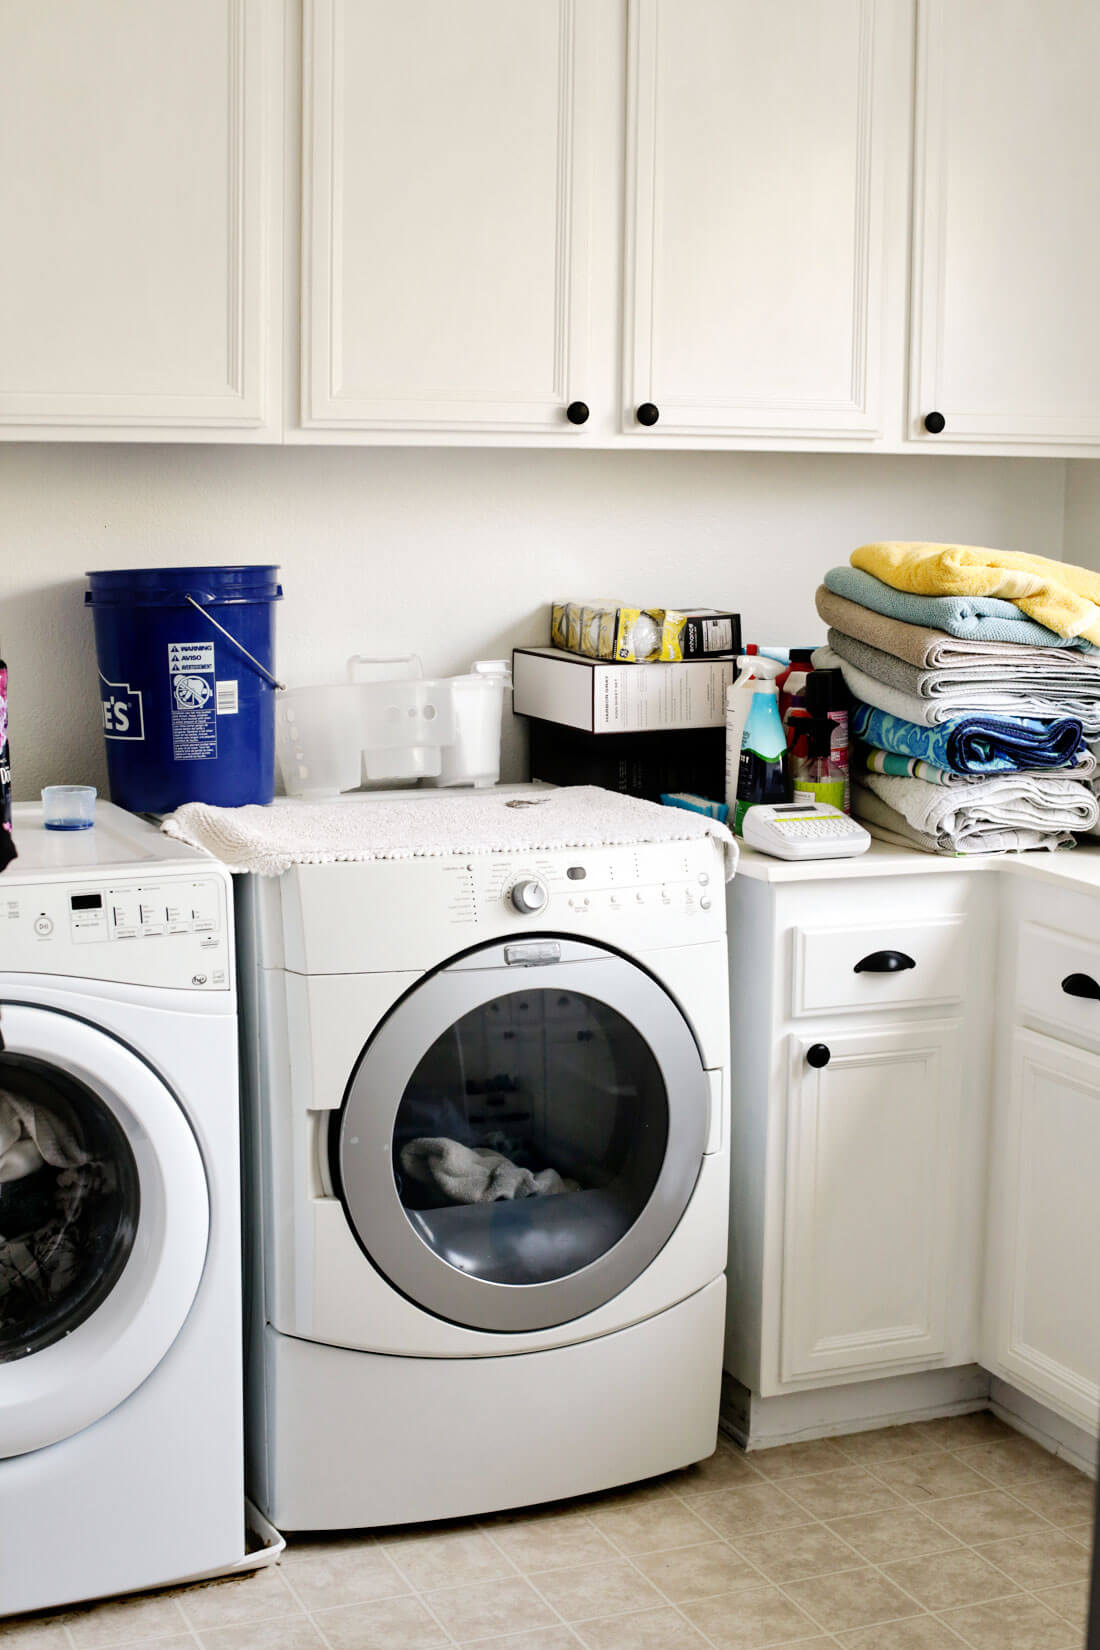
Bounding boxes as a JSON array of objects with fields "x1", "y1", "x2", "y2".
[
  {"x1": 509, "y1": 878, "x2": 549, "y2": 915},
  {"x1": 33, "y1": 914, "x2": 54, "y2": 937}
]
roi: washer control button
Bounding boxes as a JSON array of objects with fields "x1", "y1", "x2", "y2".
[
  {"x1": 700, "y1": 895, "x2": 712, "y2": 911},
  {"x1": 510, "y1": 878, "x2": 549, "y2": 915},
  {"x1": 33, "y1": 914, "x2": 54, "y2": 937},
  {"x1": 698, "y1": 872, "x2": 710, "y2": 886}
]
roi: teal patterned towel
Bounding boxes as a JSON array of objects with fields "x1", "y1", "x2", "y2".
[
  {"x1": 852, "y1": 702, "x2": 1086, "y2": 774},
  {"x1": 858, "y1": 744, "x2": 1096, "y2": 788},
  {"x1": 824, "y1": 566, "x2": 1097, "y2": 651}
]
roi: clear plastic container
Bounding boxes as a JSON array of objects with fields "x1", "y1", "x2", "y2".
[
  {"x1": 41, "y1": 785, "x2": 97, "y2": 831},
  {"x1": 275, "y1": 658, "x2": 511, "y2": 797}
]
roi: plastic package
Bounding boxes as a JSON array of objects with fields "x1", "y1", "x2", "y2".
[
  {"x1": 275, "y1": 657, "x2": 511, "y2": 797},
  {"x1": 41, "y1": 786, "x2": 97, "y2": 832},
  {"x1": 0, "y1": 656, "x2": 15, "y2": 869},
  {"x1": 551, "y1": 601, "x2": 739, "y2": 662}
]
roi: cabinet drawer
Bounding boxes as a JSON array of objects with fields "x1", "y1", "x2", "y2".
[
  {"x1": 1017, "y1": 921, "x2": 1100, "y2": 1050},
  {"x1": 792, "y1": 916, "x2": 967, "y2": 1017}
]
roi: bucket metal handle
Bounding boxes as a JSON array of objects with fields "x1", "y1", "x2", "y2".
[{"x1": 185, "y1": 595, "x2": 286, "y2": 692}]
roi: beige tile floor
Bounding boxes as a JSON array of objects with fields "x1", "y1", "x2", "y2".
[{"x1": 4, "y1": 1412, "x2": 1095, "y2": 1650}]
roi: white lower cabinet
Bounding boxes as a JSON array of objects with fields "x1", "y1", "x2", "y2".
[
  {"x1": 729, "y1": 858, "x2": 1100, "y2": 1441},
  {"x1": 780, "y1": 1021, "x2": 960, "y2": 1383},
  {"x1": 985, "y1": 1027, "x2": 1100, "y2": 1430}
]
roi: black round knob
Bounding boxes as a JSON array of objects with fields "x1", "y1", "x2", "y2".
[
  {"x1": 806, "y1": 1043, "x2": 831, "y2": 1069},
  {"x1": 923, "y1": 411, "x2": 946, "y2": 434},
  {"x1": 636, "y1": 402, "x2": 660, "y2": 427},
  {"x1": 566, "y1": 401, "x2": 589, "y2": 425}
]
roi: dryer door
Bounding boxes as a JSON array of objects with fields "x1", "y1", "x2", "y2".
[
  {"x1": 0, "y1": 1002, "x2": 209, "y2": 1457},
  {"x1": 335, "y1": 938, "x2": 709, "y2": 1332}
]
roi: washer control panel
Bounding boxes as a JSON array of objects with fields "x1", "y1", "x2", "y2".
[{"x1": 1, "y1": 874, "x2": 231, "y2": 990}]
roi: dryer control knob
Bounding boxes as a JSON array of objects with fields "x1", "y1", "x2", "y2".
[{"x1": 510, "y1": 878, "x2": 549, "y2": 915}]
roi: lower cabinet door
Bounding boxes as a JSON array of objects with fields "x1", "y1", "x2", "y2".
[
  {"x1": 780, "y1": 1022, "x2": 961, "y2": 1383},
  {"x1": 986, "y1": 1028, "x2": 1100, "y2": 1428}
]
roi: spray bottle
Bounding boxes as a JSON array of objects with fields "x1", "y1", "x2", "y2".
[
  {"x1": 725, "y1": 654, "x2": 783, "y2": 813},
  {"x1": 734, "y1": 678, "x2": 791, "y2": 835}
]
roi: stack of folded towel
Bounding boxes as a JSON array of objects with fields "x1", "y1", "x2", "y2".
[{"x1": 814, "y1": 542, "x2": 1100, "y2": 855}]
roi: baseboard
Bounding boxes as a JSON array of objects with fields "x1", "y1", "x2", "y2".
[
  {"x1": 721, "y1": 1365, "x2": 991, "y2": 1449},
  {"x1": 722, "y1": 1365, "x2": 1100, "y2": 1479},
  {"x1": 990, "y1": 1377, "x2": 1099, "y2": 1480}
]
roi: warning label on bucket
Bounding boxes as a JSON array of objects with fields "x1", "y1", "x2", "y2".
[{"x1": 169, "y1": 642, "x2": 217, "y2": 761}]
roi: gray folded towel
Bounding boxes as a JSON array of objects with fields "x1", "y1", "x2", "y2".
[{"x1": 400, "y1": 1137, "x2": 579, "y2": 1204}]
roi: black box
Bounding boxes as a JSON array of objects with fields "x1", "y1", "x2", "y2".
[{"x1": 527, "y1": 719, "x2": 726, "y2": 806}]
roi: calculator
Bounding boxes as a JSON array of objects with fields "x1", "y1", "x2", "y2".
[{"x1": 741, "y1": 801, "x2": 872, "y2": 861}]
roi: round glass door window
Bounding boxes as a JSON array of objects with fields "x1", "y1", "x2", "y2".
[
  {"x1": 0, "y1": 1052, "x2": 139, "y2": 1364},
  {"x1": 336, "y1": 943, "x2": 709, "y2": 1333},
  {"x1": 392, "y1": 988, "x2": 668, "y2": 1287}
]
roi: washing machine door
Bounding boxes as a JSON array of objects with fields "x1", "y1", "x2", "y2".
[
  {"x1": 335, "y1": 938, "x2": 709, "y2": 1333},
  {"x1": 0, "y1": 1003, "x2": 209, "y2": 1457}
]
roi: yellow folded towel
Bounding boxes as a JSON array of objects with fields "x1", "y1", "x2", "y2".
[{"x1": 851, "y1": 542, "x2": 1100, "y2": 648}]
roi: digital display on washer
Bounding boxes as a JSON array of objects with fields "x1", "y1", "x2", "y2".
[{"x1": 70, "y1": 893, "x2": 103, "y2": 911}]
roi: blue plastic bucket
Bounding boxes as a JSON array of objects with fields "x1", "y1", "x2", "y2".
[{"x1": 85, "y1": 565, "x2": 283, "y2": 815}]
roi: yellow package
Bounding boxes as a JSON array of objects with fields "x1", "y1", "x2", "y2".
[
  {"x1": 613, "y1": 607, "x2": 663, "y2": 662},
  {"x1": 550, "y1": 601, "x2": 570, "y2": 649},
  {"x1": 565, "y1": 603, "x2": 583, "y2": 654}
]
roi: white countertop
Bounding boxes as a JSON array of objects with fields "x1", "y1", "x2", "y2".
[{"x1": 734, "y1": 834, "x2": 1100, "y2": 893}]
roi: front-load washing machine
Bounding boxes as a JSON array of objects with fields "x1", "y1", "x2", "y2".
[
  {"x1": 0, "y1": 803, "x2": 244, "y2": 1616},
  {"x1": 237, "y1": 795, "x2": 731, "y2": 1530}
]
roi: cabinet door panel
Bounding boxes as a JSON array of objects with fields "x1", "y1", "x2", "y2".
[
  {"x1": 0, "y1": 0, "x2": 278, "y2": 434},
  {"x1": 910, "y1": 0, "x2": 1100, "y2": 446},
  {"x1": 989, "y1": 1029, "x2": 1100, "y2": 1427},
  {"x1": 624, "y1": 0, "x2": 895, "y2": 438},
  {"x1": 302, "y1": 0, "x2": 593, "y2": 431},
  {"x1": 781, "y1": 1023, "x2": 959, "y2": 1382}
]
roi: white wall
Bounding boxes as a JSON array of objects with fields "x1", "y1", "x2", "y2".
[
  {"x1": 1064, "y1": 461, "x2": 1100, "y2": 573},
  {"x1": 0, "y1": 445, "x2": 1066, "y2": 801}
]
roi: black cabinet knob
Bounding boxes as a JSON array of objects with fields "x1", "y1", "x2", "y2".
[
  {"x1": 566, "y1": 401, "x2": 589, "y2": 425},
  {"x1": 854, "y1": 950, "x2": 917, "y2": 974},
  {"x1": 923, "y1": 411, "x2": 946, "y2": 434},
  {"x1": 1062, "y1": 972, "x2": 1100, "y2": 1001},
  {"x1": 636, "y1": 402, "x2": 660, "y2": 427},
  {"x1": 806, "y1": 1043, "x2": 831, "y2": 1069}
]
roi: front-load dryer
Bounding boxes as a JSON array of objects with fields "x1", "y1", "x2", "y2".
[
  {"x1": 237, "y1": 792, "x2": 731, "y2": 1530},
  {"x1": 0, "y1": 804, "x2": 244, "y2": 1616}
]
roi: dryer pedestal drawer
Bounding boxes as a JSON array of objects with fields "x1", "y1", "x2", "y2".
[{"x1": 255, "y1": 1280, "x2": 724, "y2": 1529}]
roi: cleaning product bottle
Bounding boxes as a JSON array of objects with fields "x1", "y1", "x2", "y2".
[
  {"x1": 789, "y1": 717, "x2": 846, "y2": 811},
  {"x1": 777, "y1": 648, "x2": 817, "y2": 724},
  {"x1": 734, "y1": 678, "x2": 791, "y2": 834},
  {"x1": 725, "y1": 654, "x2": 783, "y2": 812},
  {"x1": 805, "y1": 667, "x2": 850, "y2": 812}
]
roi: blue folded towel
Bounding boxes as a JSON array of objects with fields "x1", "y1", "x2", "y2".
[
  {"x1": 824, "y1": 566, "x2": 1097, "y2": 651},
  {"x1": 852, "y1": 703, "x2": 1086, "y2": 775}
]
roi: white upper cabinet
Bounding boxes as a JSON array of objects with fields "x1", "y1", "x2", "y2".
[
  {"x1": 622, "y1": 0, "x2": 903, "y2": 441},
  {"x1": 0, "y1": 0, "x2": 282, "y2": 440},
  {"x1": 300, "y1": 0, "x2": 599, "y2": 435},
  {"x1": 909, "y1": 0, "x2": 1100, "y2": 449}
]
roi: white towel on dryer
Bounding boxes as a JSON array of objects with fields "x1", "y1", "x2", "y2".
[{"x1": 161, "y1": 786, "x2": 738, "y2": 879}]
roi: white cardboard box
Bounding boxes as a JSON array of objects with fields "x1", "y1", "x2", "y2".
[{"x1": 512, "y1": 648, "x2": 735, "y2": 734}]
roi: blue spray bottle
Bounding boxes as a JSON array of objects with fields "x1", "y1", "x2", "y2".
[{"x1": 734, "y1": 678, "x2": 791, "y2": 835}]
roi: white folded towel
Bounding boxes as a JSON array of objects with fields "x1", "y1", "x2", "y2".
[
  {"x1": 860, "y1": 770, "x2": 1099, "y2": 855},
  {"x1": 162, "y1": 786, "x2": 738, "y2": 879}
]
